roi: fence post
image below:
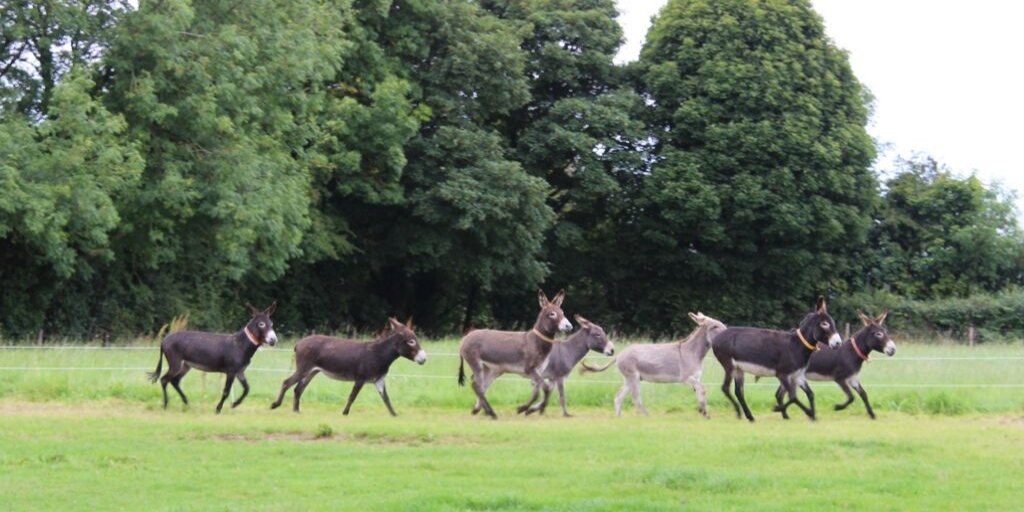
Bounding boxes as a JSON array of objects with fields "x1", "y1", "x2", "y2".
[
  {"x1": 967, "y1": 325, "x2": 975, "y2": 347},
  {"x1": 844, "y1": 323, "x2": 850, "y2": 341}
]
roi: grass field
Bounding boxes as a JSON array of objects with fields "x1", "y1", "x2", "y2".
[{"x1": 1, "y1": 339, "x2": 1023, "y2": 510}]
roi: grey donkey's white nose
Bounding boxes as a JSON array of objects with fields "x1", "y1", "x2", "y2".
[{"x1": 559, "y1": 318, "x2": 573, "y2": 332}]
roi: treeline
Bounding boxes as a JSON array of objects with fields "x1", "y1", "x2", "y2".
[{"x1": 2, "y1": 0, "x2": 1022, "y2": 340}]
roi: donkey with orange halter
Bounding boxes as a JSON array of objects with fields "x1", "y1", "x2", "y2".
[{"x1": 773, "y1": 310, "x2": 895, "y2": 419}]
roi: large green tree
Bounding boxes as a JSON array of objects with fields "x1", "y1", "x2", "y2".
[{"x1": 630, "y1": 0, "x2": 877, "y2": 328}]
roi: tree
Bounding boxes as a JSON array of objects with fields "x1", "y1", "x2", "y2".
[
  {"x1": 855, "y1": 155, "x2": 1024, "y2": 298},
  {"x1": 630, "y1": 0, "x2": 877, "y2": 328},
  {"x1": 0, "y1": 71, "x2": 142, "y2": 334}
]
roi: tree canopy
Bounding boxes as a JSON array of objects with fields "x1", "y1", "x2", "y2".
[{"x1": 1, "y1": 0, "x2": 1021, "y2": 338}]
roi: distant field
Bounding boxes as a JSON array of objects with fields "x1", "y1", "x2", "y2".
[{"x1": 1, "y1": 340, "x2": 1023, "y2": 510}]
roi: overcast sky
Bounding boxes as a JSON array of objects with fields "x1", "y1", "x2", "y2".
[{"x1": 615, "y1": 0, "x2": 1024, "y2": 212}]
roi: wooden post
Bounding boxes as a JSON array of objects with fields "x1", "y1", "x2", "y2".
[
  {"x1": 844, "y1": 323, "x2": 851, "y2": 341},
  {"x1": 37, "y1": 329, "x2": 44, "y2": 344},
  {"x1": 967, "y1": 325, "x2": 976, "y2": 347}
]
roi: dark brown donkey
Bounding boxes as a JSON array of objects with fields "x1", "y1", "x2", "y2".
[
  {"x1": 270, "y1": 318, "x2": 425, "y2": 415},
  {"x1": 458, "y1": 289, "x2": 573, "y2": 419},
  {"x1": 526, "y1": 315, "x2": 614, "y2": 417},
  {"x1": 773, "y1": 310, "x2": 895, "y2": 419},
  {"x1": 148, "y1": 302, "x2": 279, "y2": 413},
  {"x1": 712, "y1": 296, "x2": 842, "y2": 422}
]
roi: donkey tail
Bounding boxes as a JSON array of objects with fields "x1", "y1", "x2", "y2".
[
  {"x1": 579, "y1": 358, "x2": 616, "y2": 375},
  {"x1": 458, "y1": 356, "x2": 466, "y2": 386},
  {"x1": 147, "y1": 345, "x2": 164, "y2": 383}
]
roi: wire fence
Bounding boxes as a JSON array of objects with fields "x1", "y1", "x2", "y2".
[
  {"x1": 0, "y1": 365, "x2": 1022, "y2": 389},
  {"x1": 1, "y1": 345, "x2": 1022, "y2": 361}
]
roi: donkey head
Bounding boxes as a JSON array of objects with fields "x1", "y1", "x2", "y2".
[
  {"x1": 244, "y1": 301, "x2": 279, "y2": 346},
  {"x1": 536, "y1": 289, "x2": 572, "y2": 334},
  {"x1": 574, "y1": 315, "x2": 614, "y2": 355},
  {"x1": 800, "y1": 296, "x2": 842, "y2": 349},
  {"x1": 688, "y1": 312, "x2": 727, "y2": 345},
  {"x1": 857, "y1": 309, "x2": 895, "y2": 356},
  {"x1": 389, "y1": 317, "x2": 426, "y2": 365}
]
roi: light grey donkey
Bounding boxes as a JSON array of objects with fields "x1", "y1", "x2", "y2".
[{"x1": 581, "y1": 312, "x2": 726, "y2": 417}]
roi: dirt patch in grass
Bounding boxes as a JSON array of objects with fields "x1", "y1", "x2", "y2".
[{"x1": 206, "y1": 430, "x2": 476, "y2": 446}]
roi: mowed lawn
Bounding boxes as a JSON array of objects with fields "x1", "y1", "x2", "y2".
[{"x1": 1, "y1": 340, "x2": 1023, "y2": 510}]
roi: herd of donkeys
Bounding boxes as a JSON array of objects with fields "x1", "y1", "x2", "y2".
[{"x1": 148, "y1": 289, "x2": 896, "y2": 421}]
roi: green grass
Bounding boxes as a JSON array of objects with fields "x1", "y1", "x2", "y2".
[{"x1": 1, "y1": 340, "x2": 1023, "y2": 510}]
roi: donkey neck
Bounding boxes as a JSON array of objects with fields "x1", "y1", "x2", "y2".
[
  {"x1": 846, "y1": 330, "x2": 870, "y2": 367},
  {"x1": 680, "y1": 328, "x2": 712, "y2": 359},
  {"x1": 370, "y1": 333, "x2": 403, "y2": 371},
  {"x1": 233, "y1": 331, "x2": 261, "y2": 361},
  {"x1": 561, "y1": 331, "x2": 594, "y2": 364},
  {"x1": 531, "y1": 319, "x2": 558, "y2": 339},
  {"x1": 791, "y1": 323, "x2": 818, "y2": 353}
]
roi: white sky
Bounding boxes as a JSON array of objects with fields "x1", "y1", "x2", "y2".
[{"x1": 615, "y1": 0, "x2": 1024, "y2": 212}]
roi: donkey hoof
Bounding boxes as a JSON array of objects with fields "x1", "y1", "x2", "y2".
[
  {"x1": 834, "y1": 404, "x2": 847, "y2": 411},
  {"x1": 270, "y1": 402, "x2": 280, "y2": 410},
  {"x1": 516, "y1": 405, "x2": 530, "y2": 414},
  {"x1": 562, "y1": 413, "x2": 572, "y2": 418}
]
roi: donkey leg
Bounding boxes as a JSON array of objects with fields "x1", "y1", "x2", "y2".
[
  {"x1": 472, "y1": 368, "x2": 495, "y2": 415},
  {"x1": 215, "y1": 374, "x2": 236, "y2": 414},
  {"x1": 271, "y1": 371, "x2": 302, "y2": 410},
  {"x1": 834, "y1": 380, "x2": 856, "y2": 411},
  {"x1": 778, "y1": 377, "x2": 814, "y2": 421},
  {"x1": 168, "y1": 365, "x2": 191, "y2": 407},
  {"x1": 470, "y1": 375, "x2": 498, "y2": 419},
  {"x1": 614, "y1": 382, "x2": 629, "y2": 416},
  {"x1": 342, "y1": 381, "x2": 365, "y2": 416},
  {"x1": 720, "y1": 372, "x2": 742, "y2": 419},
  {"x1": 628, "y1": 375, "x2": 649, "y2": 416},
  {"x1": 800, "y1": 381, "x2": 816, "y2": 419},
  {"x1": 526, "y1": 380, "x2": 554, "y2": 415},
  {"x1": 231, "y1": 372, "x2": 250, "y2": 409},
  {"x1": 512, "y1": 372, "x2": 544, "y2": 415},
  {"x1": 556, "y1": 379, "x2": 571, "y2": 417},
  {"x1": 688, "y1": 376, "x2": 709, "y2": 418},
  {"x1": 733, "y1": 373, "x2": 755, "y2": 422},
  {"x1": 773, "y1": 385, "x2": 790, "y2": 420},
  {"x1": 852, "y1": 380, "x2": 876, "y2": 419},
  {"x1": 374, "y1": 378, "x2": 398, "y2": 417},
  {"x1": 293, "y1": 370, "x2": 319, "y2": 413}
]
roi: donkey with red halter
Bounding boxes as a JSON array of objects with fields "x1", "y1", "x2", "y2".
[
  {"x1": 773, "y1": 310, "x2": 894, "y2": 419},
  {"x1": 147, "y1": 302, "x2": 279, "y2": 413},
  {"x1": 270, "y1": 318, "x2": 425, "y2": 415},
  {"x1": 524, "y1": 315, "x2": 615, "y2": 417},
  {"x1": 712, "y1": 296, "x2": 842, "y2": 422},
  {"x1": 458, "y1": 289, "x2": 573, "y2": 419}
]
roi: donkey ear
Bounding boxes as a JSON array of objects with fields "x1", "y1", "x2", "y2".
[
  {"x1": 405, "y1": 316, "x2": 414, "y2": 329},
  {"x1": 538, "y1": 289, "x2": 550, "y2": 308},
  {"x1": 875, "y1": 310, "x2": 889, "y2": 326},
  {"x1": 388, "y1": 317, "x2": 403, "y2": 330},
  {"x1": 816, "y1": 296, "x2": 828, "y2": 314},
  {"x1": 688, "y1": 312, "x2": 701, "y2": 324},
  {"x1": 857, "y1": 309, "x2": 872, "y2": 326},
  {"x1": 552, "y1": 289, "x2": 566, "y2": 307},
  {"x1": 264, "y1": 301, "x2": 277, "y2": 316},
  {"x1": 245, "y1": 302, "x2": 260, "y2": 316},
  {"x1": 574, "y1": 314, "x2": 590, "y2": 329}
]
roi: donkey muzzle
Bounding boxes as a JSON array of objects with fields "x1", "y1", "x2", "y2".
[
  {"x1": 604, "y1": 343, "x2": 615, "y2": 356},
  {"x1": 884, "y1": 341, "x2": 896, "y2": 356},
  {"x1": 827, "y1": 333, "x2": 842, "y2": 349},
  {"x1": 415, "y1": 350, "x2": 427, "y2": 365},
  {"x1": 559, "y1": 318, "x2": 573, "y2": 332},
  {"x1": 265, "y1": 330, "x2": 278, "y2": 346}
]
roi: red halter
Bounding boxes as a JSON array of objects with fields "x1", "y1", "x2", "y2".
[
  {"x1": 850, "y1": 336, "x2": 870, "y2": 362},
  {"x1": 243, "y1": 326, "x2": 262, "y2": 346}
]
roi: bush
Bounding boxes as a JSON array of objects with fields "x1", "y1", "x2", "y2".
[{"x1": 835, "y1": 288, "x2": 1024, "y2": 342}]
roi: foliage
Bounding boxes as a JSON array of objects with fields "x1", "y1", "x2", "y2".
[{"x1": 0, "y1": 0, "x2": 1022, "y2": 338}]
